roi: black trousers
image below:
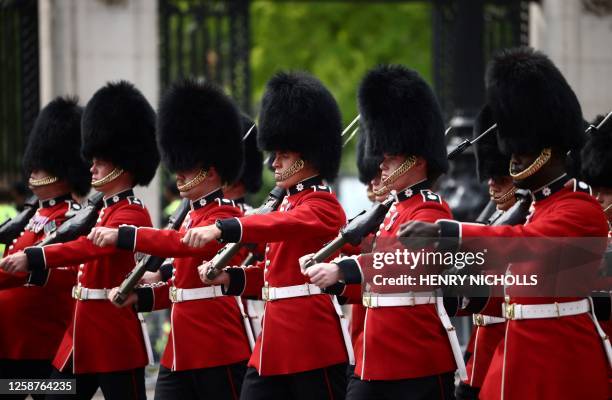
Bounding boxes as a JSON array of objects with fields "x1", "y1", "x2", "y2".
[
  {"x1": 346, "y1": 371, "x2": 455, "y2": 400},
  {"x1": 154, "y1": 362, "x2": 246, "y2": 400},
  {"x1": 44, "y1": 365, "x2": 146, "y2": 400},
  {"x1": 239, "y1": 363, "x2": 347, "y2": 400},
  {"x1": 0, "y1": 359, "x2": 53, "y2": 400},
  {"x1": 454, "y1": 381, "x2": 479, "y2": 400}
]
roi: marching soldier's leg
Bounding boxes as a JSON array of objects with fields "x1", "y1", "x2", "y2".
[
  {"x1": 0, "y1": 359, "x2": 53, "y2": 400},
  {"x1": 345, "y1": 375, "x2": 380, "y2": 400},
  {"x1": 153, "y1": 366, "x2": 197, "y2": 400},
  {"x1": 239, "y1": 367, "x2": 286, "y2": 400},
  {"x1": 289, "y1": 362, "x2": 347, "y2": 400},
  {"x1": 45, "y1": 366, "x2": 99, "y2": 400},
  {"x1": 191, "y1": 361, "x2": 247, "y2": 399},
  {"x1": 98, "y1": 368, "x2": 146, "y2": 400}
]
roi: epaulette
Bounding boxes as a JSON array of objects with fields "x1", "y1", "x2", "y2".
[
  {"x1": 573, "y1": 179, "x2": 592, "y2": 195},
  {"x1": 65, "y1": 201, "x2": 82, "y2": 218},
  {"x1": 312, "y1": 185, "x2": 332, "y2": 193},
  {"x1": 128, "y1": 197, "x2": 145, "y2": 207},
  {"x1": 216, "y1": 198, "x2": 238, "y2": 208},
  {"x1": 420, "y1": 189, "x2": 442, "y2": 203}
]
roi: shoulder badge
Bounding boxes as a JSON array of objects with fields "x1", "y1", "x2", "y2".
[
  {"x1": 312, "y1": 185, "x2": 332, "y2": 193},
  {"x1": 573, "y1": 179, "x2": 592, "y2": 195},
  {"x1": 128, "y1": 197, "x2": 145, "y2": 207},
  {"x1": 420, "y1": 190, "x2": 442, "y2": 203}
]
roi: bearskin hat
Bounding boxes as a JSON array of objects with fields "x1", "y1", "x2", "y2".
[
  {"x1": 356, "y1": 129, "x2": 382, "y2": 184},
  {"x1": 23, "y1": 96, "x2": 91, "y2": 196},
  {"x1": 581, "y1": 114, "x2": 612, "y2": 188},
  {"x1": 157, "y1": 79, "x2": 243, "y2": 184},
  {"x1": 473, "y1": 105, "x2": 509, "y2": 181},
  {"x1": 81, "y1": 81, "x2": 159, "y2": 186},
  {"x1": 358, "y1": 64, "x2": 448, "y2": 178},
  {"x1": 257, "y1": 71, "x2": 342, "y2": 181},
  {"x1": 486, "y1": 47, "x2": 583, "y2": 156},
  {"x1": 238, "y1": 114, "x2": 263, "y2": 193}
]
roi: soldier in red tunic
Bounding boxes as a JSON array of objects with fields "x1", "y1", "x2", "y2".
[
  {"x1": 182, "y1": 72, "x2": 350, "y2": 400},
  {"x1": 1, "y1": 81, "x2": 159, "y2": 399},
  {"x1": 0, "y1": 97, "x2": 90, "y2": 398},
  {"x1": 89, "y1": 80, "x2": 252, "y2": 399},
  {"x1": 301, "y1": 65, "x2": 464, "y2": 400},
  {"x1": 224, "y1": 113, "x2": 266, "y2": 339},
  {"x1": 580, "y1": 113, "x2": 612, "y2": 398},
  {"x1": 400, "y1": 47, "x2": 611, "y2": 400},
  {"x1": 455, "y1": 105, "x2": 518, "y2": 400}
]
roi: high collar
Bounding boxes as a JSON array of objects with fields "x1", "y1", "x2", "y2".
[
  {"x1": 39, "y1": 193, "x2": 72, "y2": 208},
  {"x1": 531, "y1": 174, "x2": 570, "y2": 202},
  {"x1": 286, "y1": 175, "x2": 326, "y2": 196},
  {"x1": 103, "y1": 189, "x2": 134, "y2": 208},
  {"x1": 190, "y1": 188, "x2": 224, "y2": 210},
  {"x1": 392, "y1": 179, "x2": 430, "y2": 203}
]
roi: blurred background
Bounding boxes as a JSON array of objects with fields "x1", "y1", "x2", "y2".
[{"x1": 1, "y1": 0, "x2": 611, "y2": 392}]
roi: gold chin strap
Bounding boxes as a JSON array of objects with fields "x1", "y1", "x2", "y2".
[
  {"x1": 276, "y1": 159, "x2": 305, "y2": 182},
  {"x1": 490, "y1": 186, "x2": 517, "y2": 207},
  {"x1": 28, "y1": 175, "x2": 59, "y2": 187},
  {"x1": 509, "y1": 148, "x2": 551, "y2": 181},
  {"x1": 373, "y1": 156, "x2": 417, "y2": 196},
  {"x1": 91, "y1": 168, "x2": 124, "y2": 188},
  {"x1": 177, "y1": 169, "x2": 208, "y2": 192}
]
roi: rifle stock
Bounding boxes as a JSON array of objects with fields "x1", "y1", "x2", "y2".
[
  {"x1": 39, "y1": 192, "x2": 105, "y2": 246},
  {"x1": 0, "y1": 196, "x2": 39, "y2": 245}
]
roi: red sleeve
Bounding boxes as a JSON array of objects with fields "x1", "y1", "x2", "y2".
[
  {"x1": 27, "y1": 206, "x2": 151, "y2": 270},
  {"x1": 238, "y1": 192, "x2": 346, "y2": 244},
  {"x1": 441, "y1": 197, "x2": 607, "y2": 265},
  {"x1": 223, "y1": 261, "x2": 265, "y2": 298},
  {"x1": 132, "y1": 227, "x2": 222, "y2": 260}
]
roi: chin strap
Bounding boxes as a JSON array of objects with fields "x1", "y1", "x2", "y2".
[
  {"x1": 91, "y1": 168, "x2": 124, "y2": 188},
  {"x1": 28, "y1": 175, "x2": 59, "y2": 187},
  {"x1": 177, "y1": 169, "x2": 208, "y2": 193},
  {"x1": 372, "y1": 156, "x2": 417, "y2": 196},
  {"x1": 275, "y1": 159, "x2": 305, "y2": 182},
  {"x1": 509, "y1": 148, "x2": 551, "y2": 181}
]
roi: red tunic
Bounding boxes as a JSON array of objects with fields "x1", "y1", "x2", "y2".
[
  {"x1": 120, "y1": 193, "x2": 251, "y2": 372},
  {"x1": 0, "y1": 196, "x2": 76, "y2": 360},
  {"x1": 336, "y1": 187, "x2": 458, "y2": 381},
  {"x1": 24, "y1": 190, "x2": 151, "y2": 374},
  {"x1": 222, "y1": 182, "x2": 349, "y2": 376},
  {"x1": 439, "y1": 178, "x2": 609, "y2": 400}
]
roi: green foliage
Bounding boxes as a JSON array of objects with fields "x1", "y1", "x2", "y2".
[{"x1": 248, "y1": 1, "x2": 432, "y2": 204}]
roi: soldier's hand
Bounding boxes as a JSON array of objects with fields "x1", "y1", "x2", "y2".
[
  {"x1": 199, "y1": 262, "x2": 230, "y2": 287},
  {"x1": 181, "y1": 225, "x2": 221, "y2": 248},
  {"x1": 0, "y1": 252, "x2": 29, "y2": 274},
  {"x1": 108, "y1": 287, "x2": 137, "y2": 308},
  {"x1": 298, "y1": 253, "x2": 316, "y2": 273},
  {"x1": 303, "y1": 262, "x2": 341, "y2": 289},
  {"x1": 139, "y1": 271, "x2": 162, "y2": 285},
  {"x1": 397, "y1": 221, "x2": 441, "y2": 250},
  {"x1": 88, "y1": 227, "x2": 119, "y2": 247}
]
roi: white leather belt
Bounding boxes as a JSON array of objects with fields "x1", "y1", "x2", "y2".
[
  {"x1": 169, "y1": 286, "x2": 223, "y2": 303},
  {"x1": 262, "y1": 283, "x2": 321, "y2": 301},
  {"x1": 362, "y1": 291, "x2": 437, "y2": 308},
  {"x1": 502, "y1": 299, "x2": 590, "y2": 320},
  {"x1": 473, "y1": 313, "x2": 505, "y2": 326},
  {"x1": 72, "y1": 286, "x2": 109, "y2": 301}
]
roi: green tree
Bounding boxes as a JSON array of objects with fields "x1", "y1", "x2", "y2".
[{"x1": 249, "y1": 1, "x2": 432, "y2": 202}]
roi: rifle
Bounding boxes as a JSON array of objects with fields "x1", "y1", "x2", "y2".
[
  {"x1": 112, "y1": 198, "x2": 191, "y2": 305},
  {"x1": 38, "y1": 192, "x2": 105, "y2": 246},
  {"x1": 0, "y1": 196, "x2": 39, "y2": 245},
  {"x1": 205, "y1": 186, "x2": 286, "y2": 280},
  {"x1": 301, "y1": 194, "x2": 396, "y2": 271}
]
